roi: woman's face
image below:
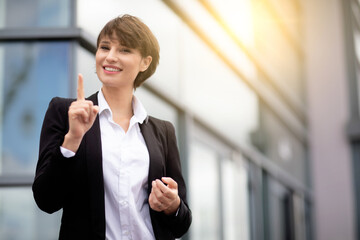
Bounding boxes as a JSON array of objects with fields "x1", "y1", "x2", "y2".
[{"x1": 96, "y1": 34, "x2": 151, "y2": 90}]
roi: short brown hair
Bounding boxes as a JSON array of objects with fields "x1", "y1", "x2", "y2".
[{"x1": 97, "y1": 14, "x2": 160, "y2": 89}]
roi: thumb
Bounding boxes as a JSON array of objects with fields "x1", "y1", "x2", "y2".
[
  {"x1": 162, "y1": 177, "x2": 178, "y2": 189},
  {"x1": 89, "y1": 105, "x2": 99, "y2": 123},
  {"x1": 93, "y1": 105, "x2": 99, "y2": 115}
]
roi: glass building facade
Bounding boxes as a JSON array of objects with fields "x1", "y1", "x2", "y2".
[
  {"x1": 4, "y1": 0, "x2": 357, "y2": 239},
  {"x1": 344, "y1": 0, "x2": 360, "y2": 239}
]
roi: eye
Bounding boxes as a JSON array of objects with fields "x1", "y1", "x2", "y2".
[
  {"x1": 120, "y1": 48, "x2": 131, "y2": 53},
  {"x1": 99, "y1": 45, "x2": 110, "y2": 50}
]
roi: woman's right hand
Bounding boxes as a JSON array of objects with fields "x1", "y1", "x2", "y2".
[{"x1": 62, "y1": 74, "x2": 99, "y2": 153}]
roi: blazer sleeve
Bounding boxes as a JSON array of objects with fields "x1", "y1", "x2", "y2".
[
  {"x1": 161, "y1": 121, "x2": 192, "y2": 238},
  {"x1": 32, "y1": 97, "x2": 75, "y2": 214}
]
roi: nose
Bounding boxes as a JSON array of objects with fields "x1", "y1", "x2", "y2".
[{"x1": 105, "y1": 49, "x2": 118, "y2": 63}]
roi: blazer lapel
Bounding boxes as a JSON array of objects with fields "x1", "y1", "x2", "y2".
[
  {"x1": 139, "y1": 118, "x2": 166, "y2": 194},
  {"x1": 84, "y1": 92, "x2": 105, "y2": 238}
]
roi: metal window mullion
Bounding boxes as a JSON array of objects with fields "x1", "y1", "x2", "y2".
[{"x1": 0, "y1": 175, "x2": 34, "y2": 187}]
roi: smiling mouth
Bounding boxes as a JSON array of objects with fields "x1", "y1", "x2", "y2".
[{"x1": 104, "y1": 66, "x2": 122, "y2": 72}]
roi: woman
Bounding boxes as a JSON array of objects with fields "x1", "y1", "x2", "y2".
[{"x1": 32, "y1": 14, "x2": 192, "y2": 240}]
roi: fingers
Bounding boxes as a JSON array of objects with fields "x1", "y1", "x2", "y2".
[
  {"x1": 155, "y1": 179, "x2": 175, "y2": 198},
  {"x1": 150, "y1": 180, "x2": 169, "y2": 210},
  {"x1": 149, "y1": 178, "x2": 179, "y2": 213},
  {"x1": 149, "y1": 189, "x2": 163, "y2": 212},
  {"x1": 66, "y1": 74, "x2": 99, "y2": 145},
  {"x1": 69, "y1": 101, "x2": 90, "y2": 122},
  {"x1": 73, "y1": 74, "x2": 98, "y2": 123},
  {"x1": 69, "y1": 100, "x2": 98, "y2": 123},
  {"x1": 91, "y1": 105, "x2": 100, "y2": 120},
  {"x1": 77, "y1": 74, "x2": 85, "y2": 101},
  {"x1": 161, "y1": 177, "x2": 178, "y2": 190}
]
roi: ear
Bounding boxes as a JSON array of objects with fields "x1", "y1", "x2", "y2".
[{"x1": 140, "y1": 56, "x2": 152, "y2": 72}]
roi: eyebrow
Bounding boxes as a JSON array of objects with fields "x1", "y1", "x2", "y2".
[{"x1": 99, "y1": 39, "x2": 130, "y2": 48}]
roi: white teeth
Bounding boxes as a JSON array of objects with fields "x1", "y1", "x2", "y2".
[{"x1": 104, "y1": 67, "x2": 121, "y2": 72}]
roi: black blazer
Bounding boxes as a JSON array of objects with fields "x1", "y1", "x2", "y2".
[{"x1": 32, "y1": 93, "x2": 192, "y2": 240}]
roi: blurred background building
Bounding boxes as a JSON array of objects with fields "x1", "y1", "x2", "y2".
[{"x1": 0, "y1": 0, "x2": 358, "y2": 239}]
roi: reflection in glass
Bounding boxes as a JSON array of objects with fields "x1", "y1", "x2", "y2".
[
  {"x1": 293, "y1": 194, "x2": 306, "y2": 240},
  {"x1": 252, "y1": 103, "x2": 307, "y2": 185},
  {"x1": 0, "y1": 187, "x2": 61, "y2": 239},
  {"x1": 222, "y1": 157, "x2": 250, "y2": 240},
  {"x1": 189, "y1": 141, "x2": 220, "y2": 240},
  {"x1": 0, "y1": 0, "x2": 70, "y2": 28},
  {"x1": 266, "y1": 177, "x2": 294, "y2": 240},
  {"x1": 0, "y1": 42, "x2": 70, "y2": 175}
]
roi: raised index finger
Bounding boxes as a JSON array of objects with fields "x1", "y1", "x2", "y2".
[{"x1": 77, "y1": 73, "x2": 85, "y2": 100}]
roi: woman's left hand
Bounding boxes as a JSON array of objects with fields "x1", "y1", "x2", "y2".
[{"x1": 149, "y1": 177, "x2": 181, "y2": 215}]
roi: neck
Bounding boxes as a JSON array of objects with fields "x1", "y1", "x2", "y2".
[{"x1": 101, "y1": 86, "x2": 134, "y2": 118}]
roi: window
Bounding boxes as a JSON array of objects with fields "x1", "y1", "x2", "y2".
[
  {"x1": 0, "y1": 0, "x2": 71, "y2": 28},
  {"x1": 222, "y1": 157, "x2": 250, "y2": 240},
  {"x1": 0, "y1": 42, "x2": 71, "y2": 175},
  {"x1": 189, "y1": 141, "x2": 221, "y2": 240},
  {"x1": 252, "y1": 102, "x2": 307, "y2": 185},
  {"x1": 0, "y1": 188, "x2": 62, "y2": 239},
  {"x1": 264, "y1": 176, "x2": 295, "y2": 240},
  {"x1": 189, "y1": 125, "x2": 251, "y2": 240}
]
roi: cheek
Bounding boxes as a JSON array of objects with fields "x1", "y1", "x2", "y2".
[
  {"x1": 95, "y1": 57, "x2": 102, "y2": 69},
  {"x1": 95, "y1": 51, "x2": 104, "y2": 62},
  {"x1": 95, "y1": 56, "x2": 103, "y2": 75}
]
